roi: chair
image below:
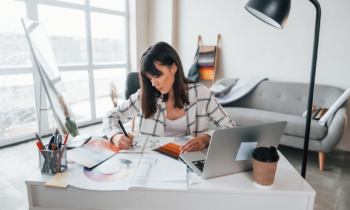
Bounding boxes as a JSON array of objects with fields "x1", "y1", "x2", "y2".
[{"x1": 125, "y1": 72, "x2": 140, "y2": 132}]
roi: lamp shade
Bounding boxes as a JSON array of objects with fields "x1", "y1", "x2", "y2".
[{"x1": 245, "y1": 0, "x2": 291, "y2": 29}]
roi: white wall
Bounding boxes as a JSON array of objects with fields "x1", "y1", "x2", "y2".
[
  {"x1": 129, "y1": 0, "x2": 149, "y2": 72},
  {"x1": 149, "y1": 0, "x2": 176, "y2": 45},
  {"x1": 129, "y1": 0, "x2": 176, "y2": 71},
  {"x1": 136, "y1": 0, "x2": 350, "y2": 151}
]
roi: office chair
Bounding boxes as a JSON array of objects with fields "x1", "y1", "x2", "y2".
[{"x1": 125, "y1": 72, "x2": 140, "y2": 132}]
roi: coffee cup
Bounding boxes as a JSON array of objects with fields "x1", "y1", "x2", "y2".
[{"x1": 252, "y1": 146, "x2": 279, "y2": 186}]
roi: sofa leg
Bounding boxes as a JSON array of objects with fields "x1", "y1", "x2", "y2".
[{"x1": 319, "y1": 152, "x2": 325, "y2": 171}]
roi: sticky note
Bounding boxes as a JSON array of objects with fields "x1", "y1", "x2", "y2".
[
  {"x1": 235, "y1": 142, "x2": 258, "y2": 161},
  {"x1": 179, "y1": 136, "x2": 191, "y2": 141}
]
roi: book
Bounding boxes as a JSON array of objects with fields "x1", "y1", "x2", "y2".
[
  {"x1": 45, "y1": 173, "x2": 70, "y2": 189},
  {"x1": 302, "y1": 105, "x2": 318, "y2": 118},
  {"x1": 311, "y1": 108, "x2": 321, "y2": 119},
  {"x1": 314, "y1": 108, "x2": 328, "y2": 120}
]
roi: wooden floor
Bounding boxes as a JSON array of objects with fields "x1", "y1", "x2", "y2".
[{"x1": 0, "y1": 122, "x2": 349, "y2": 210}]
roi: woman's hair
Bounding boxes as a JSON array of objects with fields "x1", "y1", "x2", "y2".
[{"x1": 140, "y1": 42, "x2": 195, "y2": 119}]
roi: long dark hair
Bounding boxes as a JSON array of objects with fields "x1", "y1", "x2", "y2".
[{"x1": 140, "y1": 42, "x2": 194, "y2": 119}]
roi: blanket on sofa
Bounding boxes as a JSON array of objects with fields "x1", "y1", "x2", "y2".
[{"x1": 215, "y1": 77, "x2": 268, "y2": 105}]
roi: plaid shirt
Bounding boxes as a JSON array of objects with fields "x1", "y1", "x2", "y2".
[{"x1": 103, "y1": 83, "x2": 236, "y2": 140}]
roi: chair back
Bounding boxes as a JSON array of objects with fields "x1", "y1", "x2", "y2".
[{"x1": 125, "y1": 72, "x2": 140, "y2": 99}]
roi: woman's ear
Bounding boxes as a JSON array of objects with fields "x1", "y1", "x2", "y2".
[{"x1": 171, "y1": 62, "x2": 178, "y2": 74}]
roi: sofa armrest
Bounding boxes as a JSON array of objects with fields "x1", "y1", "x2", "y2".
[{"x1": 320, "y1": 102, "x2": 348, "y2": 152}]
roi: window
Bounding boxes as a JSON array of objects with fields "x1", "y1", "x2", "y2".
[{"x1": 0, "y1": 0, "x2": 128, "y2": 146}]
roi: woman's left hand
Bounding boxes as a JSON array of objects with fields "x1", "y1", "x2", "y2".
[{"x1": 180, "y1": 135, "x2": 211, "y2": 153}]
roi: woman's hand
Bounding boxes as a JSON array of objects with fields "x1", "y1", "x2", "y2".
[
  {"x1": 111, "y1": 133, "x2": 134, "y2": 149},
  {"x1": 180, "y1": 135, "x2": 211, "y2": 153}
]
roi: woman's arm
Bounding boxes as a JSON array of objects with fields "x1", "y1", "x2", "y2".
[
  {"x1": 205, "y1": 92, "x2": 236, "y2": 135},
  {"x1": 102, "y1": 89, "x2": 141, "y2": 141},
  {"x1": 180, "y1": 90, "x2": 236, "y2": 153}
]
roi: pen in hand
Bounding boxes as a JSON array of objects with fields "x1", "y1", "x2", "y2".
[
  {"x1": 118, "y1": 120, "x2": 129, "y2": 137},
  {"x1": 116, "y1": 120, "x2": 134, "y2": 149}
]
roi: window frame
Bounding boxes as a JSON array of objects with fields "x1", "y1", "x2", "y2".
[{"x1": 0, "y1": 0, "x2": 129, "y2": 146}]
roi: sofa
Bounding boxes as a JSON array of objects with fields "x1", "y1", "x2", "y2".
[{"x1": 209, "y1": 78, "x2": 348, "y2": 170}]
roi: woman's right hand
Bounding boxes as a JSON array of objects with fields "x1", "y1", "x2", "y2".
[{"x1": 111, "y1": 133, "x2": 134, "y2": 149}]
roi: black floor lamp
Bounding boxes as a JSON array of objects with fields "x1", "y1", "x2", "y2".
[{"x1": 244, "y1": 0, "x2": 321, "y2": 179}]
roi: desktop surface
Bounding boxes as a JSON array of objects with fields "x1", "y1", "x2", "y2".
[{"x1": 25, "y1": 150, "x2": 315, "y2": 210}]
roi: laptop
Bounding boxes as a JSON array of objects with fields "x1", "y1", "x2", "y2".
[{"x1": 180, "y1": 121, "x2": 287, "y2": 179}]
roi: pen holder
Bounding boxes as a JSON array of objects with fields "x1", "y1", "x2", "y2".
[{"x1": 38, "y1": 145, "x2": 68, "y2": 175}]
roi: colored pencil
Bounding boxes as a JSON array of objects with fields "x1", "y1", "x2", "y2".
[{"x1": 35, "y1": 132, "x2": 45, "y2": 149}]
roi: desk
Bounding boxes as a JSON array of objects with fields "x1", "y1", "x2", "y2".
[{"x1": 26, "y1": 151, "x2": 315, "y2": 210}]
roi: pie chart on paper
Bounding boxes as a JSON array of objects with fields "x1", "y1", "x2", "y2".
[{"x1": 83, "y1": 158, "x2": 136, "y2": 182}]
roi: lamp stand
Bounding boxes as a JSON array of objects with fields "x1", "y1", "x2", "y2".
[{"x1": 301, "y1": 0, "x2": 321, "y2": 179}]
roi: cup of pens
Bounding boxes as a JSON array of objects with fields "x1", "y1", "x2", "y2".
[{"x1": 36, "y1": 130, "x2": 69, "y2": 175}]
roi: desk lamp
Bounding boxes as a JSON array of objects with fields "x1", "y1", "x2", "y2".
[{"x1": 245, "y1": 0, "x2": 321, "y2": 179}]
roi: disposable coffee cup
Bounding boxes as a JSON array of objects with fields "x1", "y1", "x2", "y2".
[{"x1": 252, "y1": 146, "x2": 279, "y2": 186}]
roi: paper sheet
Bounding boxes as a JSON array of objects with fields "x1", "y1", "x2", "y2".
[
  {"x1": 130, "y1": 154, "x2": 187, "y2": 189},
  {"x1": 143, "y1": 137, "x2": 174, "y2": 153},
  {"x1": 187, "y1": 172, "x2": 204, "y2": 185},
  {"x1": 119, "y1": 137, "x2": 174, "y2": 154},
  {"x1": 235, "y1": 142, "x2": 258, "y2": 161},
  {"x1": 119, "y1": 136, "x2": 148, "y2": 153},
  {"x1": 67, "y1": 138, "x2": 121, "y2": 168},
  {"x1": 134, "y1": 154, "x2": 187, "y2": 181},
  {"x1": 319, "y1": 88, "x2": 350, "y2": 126},
  {"x1": 66, "y1": 153, "x2": 142, "y2": 191}
]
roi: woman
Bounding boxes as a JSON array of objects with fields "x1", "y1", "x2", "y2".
[{"x1": 103, "y1": 42, "x2": 236, "y2": 153}]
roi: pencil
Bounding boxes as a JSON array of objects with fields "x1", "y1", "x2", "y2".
[
  {"x1": 64, "y1": 132, "x2": 69, "y2": 145},
  {"x1": 35, "y1": 132, "x2": 45, "y2": 149}
]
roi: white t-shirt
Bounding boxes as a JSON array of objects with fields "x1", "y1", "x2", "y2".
[{"x1": 164, "y1": 115, "x2": 187, "y2": 137}]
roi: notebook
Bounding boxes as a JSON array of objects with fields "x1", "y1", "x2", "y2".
[{"x1": 45, "y1": 173, "x2": 70, "y2": 189}]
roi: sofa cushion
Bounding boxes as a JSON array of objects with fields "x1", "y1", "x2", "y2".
[{"x1": 223, "y1": 107, "x2": 328, "y2": 140}]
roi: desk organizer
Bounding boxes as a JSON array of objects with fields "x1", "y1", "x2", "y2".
[{"x1": 38, "y1": 145, "x2": 68, "y2": 175}]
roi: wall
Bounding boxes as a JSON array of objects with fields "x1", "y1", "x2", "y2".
[
  {"x1": 149, "y1": 0, "x2": 176, "y2": 46},
  {"x1": 129, "y1": 0, "x2": 175, "y2": 71},
  {"x1": 135, "y1": 0, "x2": 350, "y2": 151},
  {"x1": 129, "y1": 0, "x2": 149, "y2": 72}
]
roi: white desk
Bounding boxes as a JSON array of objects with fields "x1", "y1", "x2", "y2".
[{"x1": 26, "y1": 151, "x2": 315, "y2": 210}]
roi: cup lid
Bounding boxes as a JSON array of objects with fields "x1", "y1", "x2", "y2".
[{"x1": 252, "y1": 146, "x2": 279, "y2": 163}]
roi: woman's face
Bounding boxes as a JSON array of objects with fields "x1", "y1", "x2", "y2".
[{"x1": 147, "y1": 62, "x2": 177, "y2": 95}]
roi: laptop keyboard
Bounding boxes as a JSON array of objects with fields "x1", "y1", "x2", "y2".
[{"x1": 192, "y1": 159, "x2": 206, "y2": 172}]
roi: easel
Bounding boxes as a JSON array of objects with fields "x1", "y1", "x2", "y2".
[{"x1": 197, "y1": 34, "x2": 220, "y2": 87}]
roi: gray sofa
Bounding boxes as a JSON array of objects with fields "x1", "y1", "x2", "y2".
[{"x1": 209, "y1": 78, "x2": 348, "y2": 170}]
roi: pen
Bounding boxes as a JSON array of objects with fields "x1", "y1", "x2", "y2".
[
  {"x1": 118, "y1": 120, "x2": 129, "y2": 137},
  {"x1": 48, "y1": 136, "x2": 54, "y2": 150},
  {"x1": 57, "y1": 132, "x2": 69, "y2": 173},
  {"x1": 54, "y1": 128, "x2": 58, "y2": 149}
]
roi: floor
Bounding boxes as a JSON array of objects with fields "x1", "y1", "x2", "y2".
[{"x1": 0, "y1": 122, "x2": 349, "y2": 210}]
